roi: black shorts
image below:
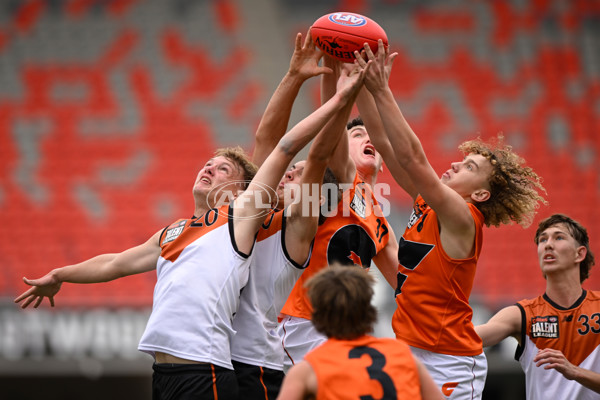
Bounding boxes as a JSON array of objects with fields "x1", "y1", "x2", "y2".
[
  {"x1": 152, "y1": 362, "x2": 238, "y2": 400},
  {"x1": 232, "y1": 360, "x2": 284, "y2": 400}
]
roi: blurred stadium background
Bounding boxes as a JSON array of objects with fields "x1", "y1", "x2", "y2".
[{"x1": 0, "y1": 0, "x2": 598, "y2": 399}]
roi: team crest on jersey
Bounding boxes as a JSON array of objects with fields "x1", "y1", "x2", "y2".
[
  {"x1": 530, "y1": 315, "x2": 559, "y2": 338},
  {"x1": 350, "y1": 190, "x2": 367, "y2": 218},
  {"x1": 162, "y1": 221, "x2": 186, "y2": 245},
  {"x1": 407, "y1": 201, "x2": 428, "y2": 229}
]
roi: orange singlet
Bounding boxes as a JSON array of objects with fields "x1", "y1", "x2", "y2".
[
  {"x1": 305, "y1": 335, "x2": 422, "y2": 400},
  {"x1": 392, "y1": 195, "x2": 484, "y2": 356},
  {"x1": 281, "y1": 174, "x2": 390, "y2": 320}
]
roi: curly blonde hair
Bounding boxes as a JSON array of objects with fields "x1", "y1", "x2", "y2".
[{"x1": 459, "y1": 135, "x2": 547, "y2": 228}]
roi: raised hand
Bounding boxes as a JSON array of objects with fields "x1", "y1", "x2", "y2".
[
  {"x1": 288, "y1": 30, "x2": 333, "y2": 80},
  {"x1": 14, "y1": 273, "x2": 62, "y2": 309},
  {"x1": 354, "y1": 39, "x2": 397, "y2": 94},
  {"x1": 336, "y1": 58, "x2": 371, "y2": 101}
]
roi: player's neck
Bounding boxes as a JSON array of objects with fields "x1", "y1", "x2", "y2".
[
  {"x1": 546, "y1": 274, "x2": 583, "y2": 308},
  {"x1": 357, "y1": 169, "x2": 377, "y2": 187}
]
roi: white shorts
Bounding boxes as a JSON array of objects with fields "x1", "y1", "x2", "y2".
[
  {"x1": 277, "y1": 316, "x2": 327, "y2": 373},
  {"x1": 410, "y1": 346, "x2": 487, "y2": 400}
]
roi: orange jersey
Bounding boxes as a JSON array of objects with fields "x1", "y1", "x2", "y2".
[
  {"x1": 392, "y1": 196, "x2": 484, "y2": 356},
  {"x1": 305, "y1": 335, "x2": 422, "y2": 400},
  {"x1": 280, "y1": 174, "x2": 390, "y2": 320},
  {"x1": 516, "y1": 290, "x2": 600, "y2": 400}
]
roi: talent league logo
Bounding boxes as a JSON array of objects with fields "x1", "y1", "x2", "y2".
[
  {"x1": 328, "y1": 12, "x2": 367, "y2": 27},
  {"x1": 530, "y1": 315, "x2": 559, "y2": 338}
]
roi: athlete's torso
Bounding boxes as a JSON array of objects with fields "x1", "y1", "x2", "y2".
[
  {"x1": 231, "y1": 209, "x2": 309, "y2": 370},
  {"x1": 305, "y1": 335, "x2": 422, "y2": 400},
  {"x1": 392, "y1": 195, "x2": 484, "y2": 355},
  {"x1": 281, "y1": 174, "x2": 390, "y2": 320},
  {"x1": 138, "y1": 204, "x2": 252, "y2": 370},
  {"x1": 517, "y1": 290, "x2": 600, "y2": 400}
]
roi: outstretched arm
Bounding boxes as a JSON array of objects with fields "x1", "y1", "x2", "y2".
[
  {"x1": 234, "y1": 62, "x2": 370, "y2": 255},
  {"x1": 252, "y1": 30, "x2": 332, "y2": 167},
  {"x1": 14, "y1": 230, "x2": 162, "y2": 308},
  {"x1": 355, "y1": 87, "x2": 417, "y2": 199},
  {"x1": 319, "y1": 55, "x2": 356, "y2": 185},
  {"x1": 285, "y1": 63, "x2": 363, "y2": 265},
  {"x1": 358, "y1": 41, "x2": 478, "y2": 259},
  {"x1": 534, "y1": 349, "x2": 600, "y2": 393},
  {"x1": 475, "y1": 305, "x2": 522, "y2": 347}
]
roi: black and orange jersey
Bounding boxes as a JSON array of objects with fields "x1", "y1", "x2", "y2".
[
  {"x1": 392, "y1": 195, "x2": 484, "y2": 356},
  {"x1": 516, "y1": 290, "x2": 600, "y2": 399},
  {"x1": 305, "y1": 335, "x2": 422, "y2": 400},
  {"x1": 280, "y1": 174, "x2": 390, "y2": 320}
]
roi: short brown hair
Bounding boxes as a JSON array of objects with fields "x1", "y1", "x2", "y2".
[
  {"x1": 459, "y1": 135, "x2": 547, "y2": 228},
  {"x1": 307, "y1": 265, "x2": 377, "y2": 340},
  {"x1": 534, "y1": 214, "x2": 595, "y2": 283},
  {"x1": 214, "y1": 146, "x2": 258, "y2": 190}
]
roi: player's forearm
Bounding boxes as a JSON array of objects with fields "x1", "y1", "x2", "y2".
[
  {"x1": 370, "y1": 87, "x2": 425, "y2": 167},
  {"x1": 572, "y1": 367, "x2": 600, "y2": 394},
  {"x1": 253, "y1": 73, "x2": 306, "y2": 166},
  {"x1": 278, "y1": 93, "x2": 347, "y2": 157},
  {"x1": 52, "y1": 253, "x2": 123, "y2": 284}
]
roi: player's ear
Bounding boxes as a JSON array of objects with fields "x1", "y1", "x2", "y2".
[
  {"x1": 575, "y1": 246, "x2": 587, "y2": 264},
  {"x1": 471, "y1": 188, "x2": 490, "y2": 203}
]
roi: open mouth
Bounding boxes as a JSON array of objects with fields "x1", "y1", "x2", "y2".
[{"x1": 363, "y1": 145, "x2": 375, "y2": 157}]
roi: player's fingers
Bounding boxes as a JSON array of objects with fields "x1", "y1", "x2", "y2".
[
  {"x1": 295, "y1": 32, "x2": 302, "y2": 51},
  {"x1": 34, "y1": 296, "x2": 43, "y2": 308},
  {"x1": 363, "y1": 43, "x2": 376, "y2": 60},
  {"x1": 50, "y1": 296, "x2": 55, "y2": 307},
  {"x1": 14, "y1": 290, "x2": 30, "y2": 303},
  {"x1": 21, "y1": 296, "x2": 35, "y2": 309},
  {"x1": 354, "y1": 51, "x2": 367, "y2": 67},
  {"x1": 304, "y1": 30, "x2": 313, "y2": 47}
]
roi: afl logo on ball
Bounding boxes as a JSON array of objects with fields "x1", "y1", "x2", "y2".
[{"x1": 328, "y1": 12, "x2": 367, "y2": 27}]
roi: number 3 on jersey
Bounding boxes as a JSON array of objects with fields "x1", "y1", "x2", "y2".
[
  {"x1": 349, "y1": 346, "x2": 397, "y2": 400},
  {"x1": 395, "y1": 237, "x2": 434, "y2": 296}
]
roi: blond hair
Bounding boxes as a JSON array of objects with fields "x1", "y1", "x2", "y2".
[
  {"x1": 214, "y1": 146, "x2": 258, "y2": 190},
  {"x1": 459, "y1": 135, "x2": 547, "y2": 228}
]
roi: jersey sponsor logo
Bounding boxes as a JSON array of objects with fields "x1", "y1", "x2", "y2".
[
  {"x1": 162, "y1": 221, "x2": 186, "y2": 245},
  {"x1": 328, "y1": 12, "x2": 367, "y2": 27},
  {"x1": 350, "y1": 190, "x2": 367, "y2": 218},
  {"x1": 442, "y1": 382, "x2": 459, "y2": 396},
  {"x1": 531, "y1": 315, "x2": 559, "y2": 338}
]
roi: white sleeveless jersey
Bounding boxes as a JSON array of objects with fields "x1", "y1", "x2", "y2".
[
  {"x1": 516, "y1": 290, "x2": 600, "y2": 400},
  {"x1": 138, "y1": 205, "x2": 252, "y2": 370},
  {"x1": 230, "y1": 209, "x2": 309, "y2": 370}
]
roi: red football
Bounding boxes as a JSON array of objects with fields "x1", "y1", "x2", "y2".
[{"x1": 311, "y1": 12, "x2": 388, "y2": 63}]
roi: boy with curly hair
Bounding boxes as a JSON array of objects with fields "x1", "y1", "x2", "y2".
[{"x1": 354, "y1": 41, "x2": 547, "y2": 399}]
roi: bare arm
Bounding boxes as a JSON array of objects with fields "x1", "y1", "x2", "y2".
[
  {"x1": 475, "y1": 305, "x2": 522, "y2": 347},
  {"x1": 372, "y1": 227, "x2": 399, "y2": 289},
  {"x1": 277, "y1": 361, "x2": 317, "y2": 400},
  {"x1": 285, "y1": 64, "x2": 363, "y2": 265},
  {"x1": 416, "y1": 359, "x2": 445, "y2": 400},
  {"x1": 14, "y1": 230, "x2": 162, "y2": 308},
  {"x1": 252, "y1": 31, "x2": 332, "y2": 167},
  {"x1": 234, "y1": 63, "x2": 370, "y2": 254},
  {"x1": 319, "y1": 55, "x2": 356, "y2": 185},
  {"x1": 534, "y1": 349, "x2": 600, "y2": 394},
  {"x1": 358, "y1": 41, "x2": 477, "y2": 259},
  {"x1": 355, "y1": 87, "x2": 418, "y2": 199}
]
